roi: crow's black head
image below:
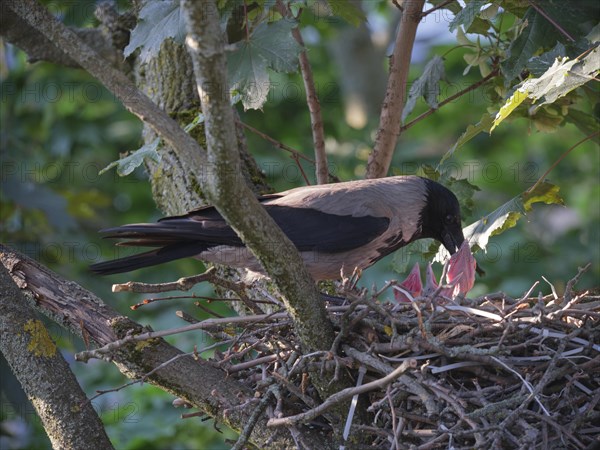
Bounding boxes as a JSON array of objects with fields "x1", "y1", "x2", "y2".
[{"x1": 419, "y1": 179, "x2": 465, "y2": 254}]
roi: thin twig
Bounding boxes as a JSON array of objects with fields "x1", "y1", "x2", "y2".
[
  {"x1": 490, "y1": 356, "x2": 550, "y2": 415},
  {"x1": 525, "y1": 132, "x2": 599, "y2": 195},
  {"x1": 528, "y1": 1, "x2": 575, "y2": 42},
  {"x1": 561, "y1": 262, "x2": 592, "y2": 307},
  {"x1": 113, "y1": 267, "x2": 265, "y2": 315},
  {"x1": 112, "y1": 268, "x2": 217, "y2": 293},
  {"x1": 290, "y1": 152, "x2": 311, "y2": 185},
  {"x1": 237, "y1": 119, "x2": 314, "y2": 162},
  {"x1": 421, "y1": 0, "x2": 455, "y2": 18},
  {"x1": 231, "y1": 389, "x2": 275, "y2": 450},
  {"x1": 276, "y1": 0, "x2": 328, "y2": 184},
  {"x1": 74, "y1": 312, "x2": 289, "y2": 362},
  {"x1": 401, "y1": 67, "x2": 499, "y2": 132},
  {"x1": 267, "y1": 359, "x2": 417, "y2": 427}
]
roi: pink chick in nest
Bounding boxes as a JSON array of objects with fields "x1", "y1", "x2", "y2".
[{"x1": 394, "y1": 241, "x2": 476, "y2": 302}]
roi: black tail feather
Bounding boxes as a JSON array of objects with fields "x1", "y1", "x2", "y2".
[
  {"x1": 90, "y1": 242, "x2": 207, "y2": 275},
  {"x1": 99, "y1": 219, "x2": 240, "y2": 245}
]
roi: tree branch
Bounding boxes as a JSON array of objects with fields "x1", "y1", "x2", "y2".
[
  {"x1": 180, "y1": 0, "x2": 336, "y2": 362},
  {"x1": 0, "y1": 3, "x2": 126, "y2": 69},
  {"x1": 400, "y1": 66, "x2": 499, "y2": 132},
  {"x1": 0, "y1": 244, "x2": 332, "y2": 449},
  {"x1": 0, "y1": 263, "x2": 113, "y2": 449},
  {"x1": 366, "y1": 0, "x2": 426, "y2": 179},
  {"x1": 276, "y1": 0, "x2": 329, "y2": 184}
]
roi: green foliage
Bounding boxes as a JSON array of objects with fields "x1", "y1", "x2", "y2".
[
  {"x1": 100, "y1": 139, "x2": 161, "y2": 177},
  {"x1": 501, "y1": 1, "x2": 598, "y2": 82},
  {"x1": 458, "y1": 181, "x2": 564, "y2": 255},
  {"x1": 449, "y1": 1, "x2": 492, "y2": 34},
  {"x1": 124, "y1": 1, "x2": 186, "y2": 62},
  {"x1": 123, "y1": 0, "x2": 368, "y2": 112},
  {"x1": 493, "y1": 45, "x2": 600, "y2": 131},
  {"x1": 417, "y1": 169, "x2": 564, "y2": 262},
  {"x1": 228, "y1": 20, "x2": 302, "y2": 110}
]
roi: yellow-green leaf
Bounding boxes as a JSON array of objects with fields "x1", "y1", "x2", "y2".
[{"x1": 491, "y1": 88, "x2": 529, "y2": 132}]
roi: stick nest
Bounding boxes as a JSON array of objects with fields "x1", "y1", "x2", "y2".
[{"x1": 208, "y1": 273, "x2": 599, "y2": 449}]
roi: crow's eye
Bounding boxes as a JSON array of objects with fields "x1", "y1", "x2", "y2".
[{"x1": 445, "y1": 214, "x2": 455, "y2": 224}]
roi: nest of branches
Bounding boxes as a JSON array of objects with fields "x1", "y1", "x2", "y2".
[
  {"x1": 196, "y1": 267, "x2": 599, "y2": 449},
  {"x1": 79, "y1": 265, "x2": 600, "y2": 449}
]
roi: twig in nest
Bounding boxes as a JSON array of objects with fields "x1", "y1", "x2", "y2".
[
  {"x1": 74, "y1": 312, "x2": 290, "y2": 362},
  {"x1": 490, "y1": 356, "x2": 550, "y2": 416},
  {"x1": 112, "y1": 268, "x2": 217, "y2": 293},
  {"x1": 267, "y1": 359, "x2": 417, "y2": 427},
  {"x1": 86, "y1": 346, "x2": 220, "y2": 403},
  {"x1": 231, "y1": 389, "x2": 275, "y2": 450},
  {"x1": 112, "y1": 267, "x2": 265, "y2": 314},
  {"x1": 562, "y1": 262, "x2": 591, "y2": 307}
]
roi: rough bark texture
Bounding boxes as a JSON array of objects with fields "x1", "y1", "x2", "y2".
[
  {"x1": 178, "y1": 4, "x2": 358, "y2": 429},
  {"x1": 136, "y1": 40, "x2": 270, "y2": 215},
  {"x1": 0, "y1": 262, "x2": 114, "y2": 450}
]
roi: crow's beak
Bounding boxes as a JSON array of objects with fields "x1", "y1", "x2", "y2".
[{"x1": 442, "y1": 231, "x2": 463, "y2": 255}]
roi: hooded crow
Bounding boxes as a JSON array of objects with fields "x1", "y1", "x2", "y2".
[{"x1": 90, "y1": 176, "x2": 465, "y2": 280}]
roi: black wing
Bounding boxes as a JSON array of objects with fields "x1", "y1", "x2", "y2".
[
  {"x1": 91, "y1": 203, "x2": 389, "y2": 275},
  {"x1": 100, "y1": 204, "x2": 389, "y2": 253},
  {"x1": 266, "y1": 206, "x2": 389, "y2": 252}
]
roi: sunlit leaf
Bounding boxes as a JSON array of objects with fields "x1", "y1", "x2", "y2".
[
  {"x1": 526, "y1": 46, "x2": 600, "y2": 108},
  {"x1": 522, "y1": 181, "x2": 564, "y2": 212},
  {"x1": 491, "y1": 88, "x2": 529, "y2": 131},
  {"x1": 528, "y1": 42, "x2": 567, "y2": 77}
]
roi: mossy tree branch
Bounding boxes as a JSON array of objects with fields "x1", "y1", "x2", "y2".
[
  {"x1": 5, "y1": 0, "x2": 335, "y2": 358},
  {"x1": 0, "y1": 263, "x2": 114, "y2": 450}
]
